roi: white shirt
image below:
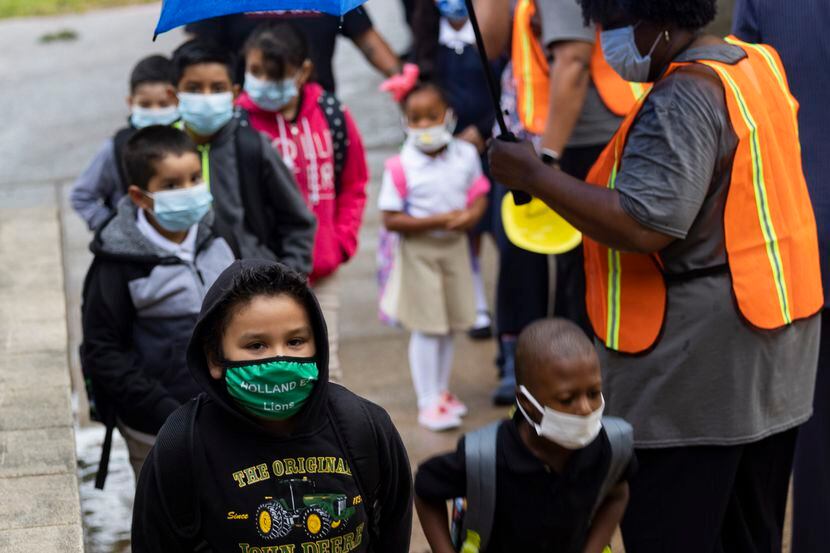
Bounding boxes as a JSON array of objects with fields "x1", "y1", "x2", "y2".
[
  {"x1": 439, "y1": 18, "x2": 476, "y2": 53},
  {"x1": 378, "y1": 139, "x2": 484, "y2": 219},
  {"x1": 136, "y1": 209, "x2": 198, "y2": 263}
]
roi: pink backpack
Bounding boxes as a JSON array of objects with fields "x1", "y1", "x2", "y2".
[{"x1": 377, "y1": 156, "x2": 407, "y2": 325}]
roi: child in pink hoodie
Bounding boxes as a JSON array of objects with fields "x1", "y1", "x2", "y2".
[{"x1": 237, "y1": 21, "x2": 369, "y2": 382}]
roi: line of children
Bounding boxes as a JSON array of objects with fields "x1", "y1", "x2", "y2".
[
  {"x1": 81, "y1": 125, "x2": 235, "y2": 480},
  {"x1": 70, "y1": 55, "x2": 179, "y2": 230},
  {"x1": 415, "y1": 319, "x2": 634, "y2": 553},
  {"x1": 379, "y1": 82, "x2": 490, "y2": 432},
  {"x1": 236, "y1": 22, "x2": 369, "y2": 382}
]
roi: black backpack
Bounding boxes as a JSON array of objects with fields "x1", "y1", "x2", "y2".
[
  {"x1": 150, "y1": 385, "x2": 382, "y2": 552},
  {"x1": 452, "y1": 418, "x2": 633, "y2": 553}
]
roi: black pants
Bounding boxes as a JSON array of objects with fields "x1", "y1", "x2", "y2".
[
  {"x1": 622, "y1": 429, "x2": 798, "y2": 553},
  {"x1": 553, "y1": 144, "x2": 605, "y2": 336},
  {"x1": 792, "y1": 309, "x2": 830, "y2": 553}
]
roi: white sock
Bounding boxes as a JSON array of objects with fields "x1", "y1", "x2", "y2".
[
  {"x1": 409, "y1": 332, "x2": 442, "y2": 410},
  {"x1": 437, "y1": 334, "x2": 455, "y2": 394},
  {"x1": 471, "y1": 257, "x2": 491, "y2": 327}
]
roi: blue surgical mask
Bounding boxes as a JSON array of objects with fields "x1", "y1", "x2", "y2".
[
  {"x1": 177, "y1": 92, "x2": 234, "y2": 136},
  {"x1": 148, "y1": 182, "x2": 213, "y2": 232},
  {"x1": 130, "y1": 105, "x2": 180, "y2": 129},
  {"x1": 600, "y1": 24, "x2": 664, "y2": 83},
  {"x1": 244, "y1": 72, "x2": 298, "y2": 112},
  {"x1": 436, "y1": 0, "x2": 468, "y2": 21}
]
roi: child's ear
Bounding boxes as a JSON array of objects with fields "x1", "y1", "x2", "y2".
[
  {"x1": 206, "y1": 352, "x2": 224, "y2": 381},
  {"x1": 298, "y1": 59, "x2": 314, "y2": 86},
  {"x1": 232, "y1": 83, "x2": 241, "y2": 100},
  {"x1": 128, "y1": 185, "x2": 152, "y2": 211},
  {"x1": 126, "y1": 95, "x2": 134, "y2": 108}
]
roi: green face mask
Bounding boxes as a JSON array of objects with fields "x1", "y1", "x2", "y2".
[{"x1": 224, "y1": 357, "x2": 319, "y2": 420}]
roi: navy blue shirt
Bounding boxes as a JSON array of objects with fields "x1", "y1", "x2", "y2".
[{"x1": 733, "y1": 0, "x2": 830, "y2": 302}]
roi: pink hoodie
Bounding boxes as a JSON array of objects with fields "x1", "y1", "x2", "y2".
[{"x1": 237, "y1": 83, "x2": 369, "y2": 283}]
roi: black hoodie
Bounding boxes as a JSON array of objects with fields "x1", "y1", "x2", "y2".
[{"x1": 132, "y1": 260, "x2": 413, "y2": 552}]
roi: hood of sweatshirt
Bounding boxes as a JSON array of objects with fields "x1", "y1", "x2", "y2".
[
  {"x1": 90, "y1": 196, "x2": 217, "y2": 263},
  {"x1": 186, "y1": 258, "x2": 330, "y2": 434}
]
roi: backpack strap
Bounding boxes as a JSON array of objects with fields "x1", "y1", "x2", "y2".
[
  {"x1": 461, "y1": 421, "x2": 500, "y2": 552},
  {"x1": 384, "y1": 156, "x2": 408, "y2": 202},
  {"x1": 154, "y1": 396, "x2": 207, "y2": 549},
  {"x1": 590, "y1": 417, "x2": 634, "y2": 521},
  {"x1": 326, "y1": 385, "x2": 382, "y2": 550},
  {"x1": 112, "y1": 126, "x2": 136, "y2": 200},
  {"x1": 318, "y1": 91, "x2": 348, "y2": 193}
]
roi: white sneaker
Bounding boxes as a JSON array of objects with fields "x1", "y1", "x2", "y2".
[
  {"x1": 441, "y1": 392, "x2": 468, "y2": 418},
  {"x1": 418, "y1": 403, "x2": 462, "y2": 432}
]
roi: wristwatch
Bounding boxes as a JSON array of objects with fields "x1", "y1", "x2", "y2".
[{"x1": 540, "y1": 148, "x2": 561, "y2": 167}]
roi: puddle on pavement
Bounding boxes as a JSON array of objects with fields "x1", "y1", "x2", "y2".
[{"x1": 76, "y1": 425, "x2": 134, "y2": 552}]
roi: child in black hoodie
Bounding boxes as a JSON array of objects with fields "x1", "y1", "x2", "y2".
[{"x1": 132, "y1": 260, "x2": 413, "y2": 552}]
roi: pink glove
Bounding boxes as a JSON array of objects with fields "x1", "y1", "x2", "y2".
[{"x1": 379, "y1": 63, "x2": 420, "y2": 102}]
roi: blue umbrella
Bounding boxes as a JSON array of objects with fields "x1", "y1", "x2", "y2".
[
  {"x1": 155, "y1": 0, "x2": 368, "y2": 36},
  {"x1": 153, "y1": 0, "x2": 530, "y2": 204}
]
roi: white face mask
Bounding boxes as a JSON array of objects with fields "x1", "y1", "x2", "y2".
[
  {"x1": 600, "y1": 23, "x2": 665, "y2": 83},
  {"x1": 517, "y1": 384, "x2": 604, "y2": 449},
  {"x1": 406, "y1": 110, "x2": 456, "y2": 153}
]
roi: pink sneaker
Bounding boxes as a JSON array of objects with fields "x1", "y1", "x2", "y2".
[
  {"x1": 418, "y1": 403, "x2": 462, "y2": 432},
  {"x1": 441, "y1": 392, "x2": 468, "y2": 418}
]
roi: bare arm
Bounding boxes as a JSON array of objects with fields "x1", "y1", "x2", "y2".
[
  {"x1": 352, "y1": 28, "x2": 402, "y2": 77},
  {"x1": 473, "y1": 0, "x2": 512, "y2": 60},
  {"x1": 489, "y1": 140, "x2": 673, "y2": 253},
  {"x1": 447, "y1": 195, "x2": 488, "y2": 231},
  {"x1": 382, "y1": 210, "x2": 456, "y2": 234},
  {"x1": 541, "y1": 41, "x2": 593, "y2": 156},
  {"x1": 415, "y1": 496, "x2": 456, "y2": 553},
  {"x1": 582, "y1": 482, "x2": 629, "y2": 553}
]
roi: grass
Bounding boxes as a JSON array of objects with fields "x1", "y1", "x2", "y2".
[{"x1": 0, "y1": 0, "x2": 157, "y2": 19}]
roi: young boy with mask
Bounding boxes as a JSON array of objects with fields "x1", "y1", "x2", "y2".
[
  {"x1": 172, "y1": 38, "x2": 316, "y2": 274},
  {"x1": 237, "y1": 21, "x2": 369, "y2": 382},
  {"x1": 80, "y1": 126, "x2": 235, "y2": 485},
  {"x1": 132, "y1": 260, "x2": 413, "y2": 552},
  {"x1": 71, "y1": 55, "x2": 180, "y2": 230},
  {"x1": 415, "y1": 318, "x2": 634, "y2": 553}
]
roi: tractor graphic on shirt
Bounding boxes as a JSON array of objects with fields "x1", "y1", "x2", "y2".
[{"x1": 256, "y1": 478, "x2": 356, "y2": 540}]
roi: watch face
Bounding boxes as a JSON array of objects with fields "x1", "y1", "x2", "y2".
[{"x1": 541, "y1": 153, "x2": 559, "y2": 166}]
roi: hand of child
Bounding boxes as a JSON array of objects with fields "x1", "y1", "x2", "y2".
[
  {"x1": 446, "y1": 209, "x2": 475, "y2": 231},
  {"x1": 379, "y1": 63, "x2": 420, "y2": 102}
]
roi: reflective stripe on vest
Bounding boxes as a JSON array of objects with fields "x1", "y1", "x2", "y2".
[
  {"x1": 511, "y1": 4, "x2": 649, "y2": 134},
  {"x1": 583, "y1": 38, "x2": 823, "y2": 354}
]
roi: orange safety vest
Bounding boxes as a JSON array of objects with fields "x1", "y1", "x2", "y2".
[
  {"x1": 511, "y1": 0, "x2": 648, "y2": 134},
  {"x1": 583, "y1": 37, "x2": 823, "y2": 354}
]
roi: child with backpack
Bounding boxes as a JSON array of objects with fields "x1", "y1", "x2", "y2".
[
  {"x1": 131, "y1": 260, "x2": 413, "y2": 552},
  {"x1": 415, "y1": 318, "x2": 634, "y2": 553},
  {"x1": 70, "y1": 55, "x2": 179, "y2": 230},
  {"x1": 236, "y1": 22, "x2": 369, "y2": 383},
  {"x1": 80, "y1": 126, "x2": 235, "y2": 486},
  {"x1": 378, "y1": 82, "x2": 490, "y2": 432},
  {"x1": 171, "y1": 38, "x2": 317, "y2": 275}
]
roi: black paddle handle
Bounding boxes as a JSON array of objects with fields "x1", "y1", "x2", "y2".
[{"x1": 464, "y1": 0, "x2": 532, "y2": 206}]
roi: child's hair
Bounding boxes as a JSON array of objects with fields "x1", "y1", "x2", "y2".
[
  {"x1": 122, "y1": 126, "x2": 198, "y2": 190},
  {"x1": 515, "y1": 319, "x2": 596, "y2": 384},
  {"x1": 171, "y1": 39, "x2": 235, "y2": 85},
  {"x1": 401, "y1": 81, "x2": 451, "y2": 111},
  {"x1": 130, "y1": 54, "x2": 174, "y2": 94},
  {"x1": 202, "y1": 264, "x2": 312, "y2": 364},
  {"x1": 244, "y1": 21, "x2": 310, "y2": 81}
]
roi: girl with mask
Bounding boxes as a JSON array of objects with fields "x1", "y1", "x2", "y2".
[
  {"x1": 415, "y1": 318, "x2": 634, "y2": 553},
  {"x1": 236, "y1": 22, "x2": 370, "y2": 383},
  {"x1": 132, "y1": 260, "x2": 413, "y2": 552},
  {"x1": 378, "y1": 82, "x2": 490, "y2": 432}
]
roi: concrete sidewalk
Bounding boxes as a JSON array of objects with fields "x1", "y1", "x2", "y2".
[{"x1": 0, "y1": 184, "x2": 83, "y2": 551}]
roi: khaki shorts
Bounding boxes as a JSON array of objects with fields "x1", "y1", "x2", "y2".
[{"x1": 381, "y1": 232, "x2": 476, "y2": 334}]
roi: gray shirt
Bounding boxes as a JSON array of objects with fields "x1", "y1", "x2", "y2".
[
  {"x1": 601, "y1": 44, "x2": 820, "y2": 447},
  {"x1": 538, "y1": 0, "x2": 621, "y2": 147}
]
